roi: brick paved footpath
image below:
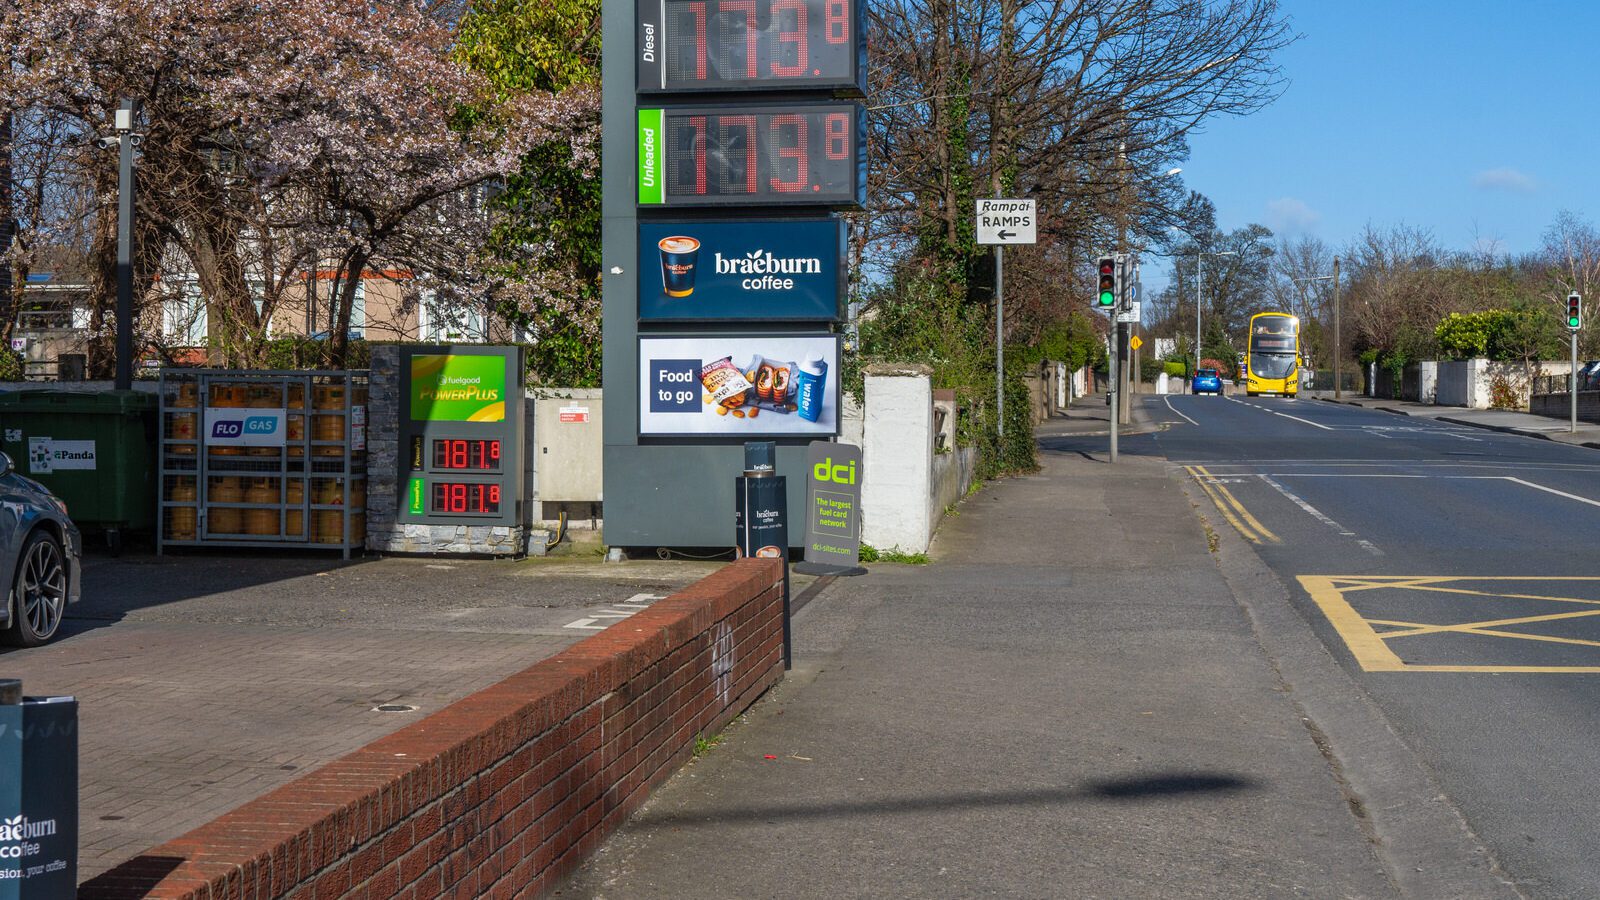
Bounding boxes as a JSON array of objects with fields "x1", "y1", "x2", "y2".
[{"x1": 0, "y1": 552, "x2": 724, "y2": 883}]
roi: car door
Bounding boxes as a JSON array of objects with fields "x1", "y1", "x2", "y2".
[{"x1": 0, "y1": 468, "x2": 24, "y2": 628}]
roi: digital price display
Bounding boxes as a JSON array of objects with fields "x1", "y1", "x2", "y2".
[
  {"x1": 638, "y1": 104, "x2": 865, "y2": 207},
  {"x1": 432, "y1": 438, "x2": 501, "y2": 471},
  {"x1": 637, "y1": 0, "x2": 866, "y2": 94},
  {"x1": 398, "y1": 346, "x2": 523, "y2": 528},
  {"x1": 431, "y1": 482, "x2": 502, "y2": 515}
]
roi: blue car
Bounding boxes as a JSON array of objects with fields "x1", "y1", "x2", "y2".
[{"x1": 1192, "y1": 367, "x2": 1222, "y2": 395}]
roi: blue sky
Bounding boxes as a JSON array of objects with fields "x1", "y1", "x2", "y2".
[{"x1": 1152, "y1": 0, "x2": 1600, "y2": 292}]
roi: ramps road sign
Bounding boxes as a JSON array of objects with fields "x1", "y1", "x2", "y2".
[{"x1": 976, "y1": 199, "x2": 1036, "y2": 245}]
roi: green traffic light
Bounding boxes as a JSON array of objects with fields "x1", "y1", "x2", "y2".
[
  {"x1": 1571, "y1": 317, "x2": 1582, "y2": 328},
  {"x1": 1099, "y1": 291, "x2": 1115, "y2": 306}
]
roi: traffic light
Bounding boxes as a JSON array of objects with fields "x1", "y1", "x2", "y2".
[
  {"x1": 1096, "y1": 256, "x2": 1117, "y2": 308},
  {"x1": 1568, "y1": 292, "x2": 1583, "y2": 331}
]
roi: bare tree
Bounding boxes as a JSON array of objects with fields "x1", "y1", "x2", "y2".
[{"x1": 861, "y1": 0, "x2": 1297, "y2": 337}]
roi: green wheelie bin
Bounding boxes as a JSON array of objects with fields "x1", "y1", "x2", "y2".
[{"x1": 0, "y1": 389, "x2": 158, "y2": 552}]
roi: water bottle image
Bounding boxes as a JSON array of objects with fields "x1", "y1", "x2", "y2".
[{"x1": 794, "y1": 352, "x2": 828, "y2": 423}]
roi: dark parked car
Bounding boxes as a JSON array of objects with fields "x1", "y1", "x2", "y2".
[
  {"x1": 1, "y1": 450, "x2": 82, "y2": 646},
  {"x1": 1192, "y1": 367, "x2": 1223, "y2": 395}
]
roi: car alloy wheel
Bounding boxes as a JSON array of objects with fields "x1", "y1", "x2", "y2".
[{"x1": 10, "y1": 533, "x2": 66, "y2": 645}]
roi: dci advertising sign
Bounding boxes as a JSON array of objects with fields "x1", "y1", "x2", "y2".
[
  {"x1": 803, "y1": 439, "x2": 861, "y2": 568},
  {"x1": 640, "y1": 335, "x2": 839, "y2": 437},
  {"x1": 639, "y1": 220, "x2": 844, "y2": 321}
]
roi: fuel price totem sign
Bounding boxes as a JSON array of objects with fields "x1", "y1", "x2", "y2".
[
  {"x1": 398, "y1": 345, "x2": 524, "y2": 527},
  {"x1": 604, "y1": 0, "x2": 867, "y2": 548}
]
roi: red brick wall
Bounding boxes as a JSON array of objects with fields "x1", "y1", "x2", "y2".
[{"x1": 79, "y1": 558, "x2": 786, "y2": 899}]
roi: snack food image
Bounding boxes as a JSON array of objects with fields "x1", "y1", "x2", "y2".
[
  {"x1": 684, "y1": 351, "x2": 820, "y2": 427},
  {"x1": 700, "y1": 356, "x2": 753, "y2": 409}
]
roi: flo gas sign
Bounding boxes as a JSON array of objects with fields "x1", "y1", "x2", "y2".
[{"x1": 203, "y1": 409, "x2": 285, "y2": 447}]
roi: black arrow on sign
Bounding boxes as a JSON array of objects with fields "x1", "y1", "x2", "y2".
[{"x1": 997, "y1": 230, "x2": 1015, "y2": 240}]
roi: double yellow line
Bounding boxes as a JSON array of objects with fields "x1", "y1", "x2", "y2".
[{"x1": 1186, "y1": 466, "x2": 1280, "y2": 545}]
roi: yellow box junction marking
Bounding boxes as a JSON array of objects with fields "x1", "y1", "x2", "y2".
[
  {"x1": 1298, "y1": 576, "x2": 1600, "y2": 673},
  {"x1": 1185, "y1": 466, "x2": 1280, "y2": 545}
]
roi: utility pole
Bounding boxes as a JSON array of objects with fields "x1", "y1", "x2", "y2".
[
  {"x1": 1116, "y1": 143, "x2": 1132, "y2": 423},
  {"x1": 1332, "y1": 256, "x2": 1342, "y2": 399},
  {"x1": 1196, "y1": 253, "x2": 1203, "y2": 381}
]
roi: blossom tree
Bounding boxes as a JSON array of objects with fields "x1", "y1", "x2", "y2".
[{"x1": 0, "y1": 0, "x2": 593, "y2": 369}]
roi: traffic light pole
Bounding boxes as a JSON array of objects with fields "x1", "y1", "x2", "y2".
[
  {"x1": 1108, "y1": 324, "x2": 1119, "y2": 463},
  {"x1": 1572, "y1": 329, "x2": 1579, "y2": 434}
]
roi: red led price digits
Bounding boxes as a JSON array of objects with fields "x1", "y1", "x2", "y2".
[
  {"x1": 825, "y1": 112, "x2": 848, "y2": 160},
  {"x1": 825, "y1": 0, "x2": 848, "y2": 43},
  {"x1": 431, "y1": 482, "x2": 502, "y2": 514},
  {"x1": 659, "y1": 106, "x2": 860, "y2": 205},
  {"x1": 431, "y1": 439, "x2": 501, "y2": 470},
  {"x1": 662, "y1": 0, "x2": 853, "y2": 86},
  {"x1": 771, "y1": 0, "x2": 808, "y2": 77},
  {"x1": 769, "y1": 114, "x2": 808, "y2": 193}
]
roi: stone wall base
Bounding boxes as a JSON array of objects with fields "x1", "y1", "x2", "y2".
[{"x1": 366, "y1": 523, "x2": 529, "y2": 556}]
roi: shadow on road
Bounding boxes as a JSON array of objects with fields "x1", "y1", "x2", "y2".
[{"x1": 629, "y1": 770, "x2": 1260, "y2": 830}]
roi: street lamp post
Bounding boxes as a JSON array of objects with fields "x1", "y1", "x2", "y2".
[
  {"x1": 1195, "y1": 250, "x2": 1236, "y2": 386},
  {"x1": 98, "y1": 100, "x2": 144, "y2": 390},
  {"x1": 1115, "y1": 163, "x2": 1183, "y2": 421},
  {"x1": 1332, "y1": 256, "x2": 1342, "y2": 398}
]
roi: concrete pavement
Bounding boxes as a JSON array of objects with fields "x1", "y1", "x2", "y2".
[
  {"x1": 560, "y1": 410, "x2": 1513, "y2": 897},
  {"x1": 0, "y1": 551, "x2": 760, "y2": 882}
]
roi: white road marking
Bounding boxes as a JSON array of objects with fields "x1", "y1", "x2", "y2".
[
  {"x1": 1163, "y1": 395, "x2": 1200, "y2": 426},
  {"x1": 564, "y1": 593, "x2": 664, "y2": 629},
  {"x1": 1262, "y1": 472, "x2": 1600, "y2": 511},
  {"x1": 1502, "y1": 477, "x2": 1600, "y2": 509},
  {"x1": 1258, "y1": 475, "x2": 1384, "y2": 556},
  {"x1": 1269, "y1": 410, "x2": 1334, "y2": 430},
  {"x1": 1223, "y1": 396, "x2": 1340, "y2": 430},
  {"x1": 1172, "y1": 460, "x2": 1600, "y2": 472}
]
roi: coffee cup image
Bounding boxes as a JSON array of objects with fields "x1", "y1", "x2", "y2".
[{"x1": 658, "y1": 236, "x2": 700, "y2": 298}]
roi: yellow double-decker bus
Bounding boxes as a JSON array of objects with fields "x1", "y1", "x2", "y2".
[{"x1": 1244, "y1": 312, "x2": 1300, "y2": 397}]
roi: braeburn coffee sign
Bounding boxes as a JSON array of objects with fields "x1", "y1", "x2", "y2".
[{"x1": 638, "y1": 220, "x2": 844, "y2": 321}]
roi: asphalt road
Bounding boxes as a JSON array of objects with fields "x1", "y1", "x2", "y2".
[{"x1": 1131, "y1": 393, "x2": 1600, "y2": 899}]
